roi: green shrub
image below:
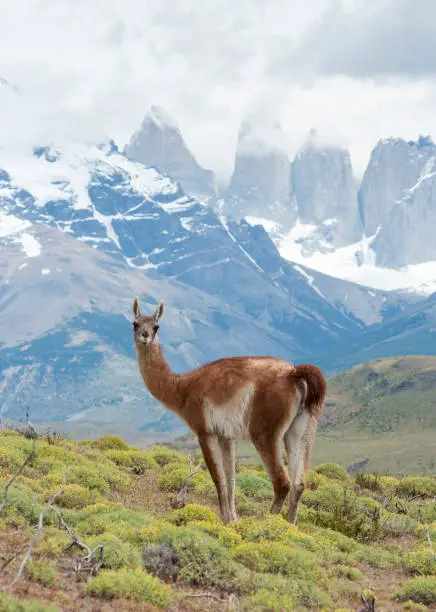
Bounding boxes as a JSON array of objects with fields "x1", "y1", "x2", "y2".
[
  {"x1": 154, "y1": 526, "x2": 248, "y2": 591},
  {"x1": 72, "y1": 503, "x2": 161, "y2": 545},
  {"x1": 241, "y1": 589, "x2": 298, "y2": 611},
  {"x1": 402, "y1": 601, "x2": 428, "y2": 610},
  {"x1": 129, "y1": 451, "x2": 158, "y2": 474},
  {"x1": 85, "y1": 568, "x2": 174, "y2": 607},
  {"x1": 379, "y1": 511, "x2": 420, "y2": 538},
  {"x1": 189, "y1": 521, "x2": 243, "y2": 548},
  {"x1": 379, "y1": 475, "x2": 400, "y2": 492},
  {"x1": 103, "y1": 449, "x2": 134, "y2": 468},
  {"x1": 26, "y1": 561, "x2": 59, "y2": 587},
  {"x1": 104, "y1": 449, "x2": 158, "y2": 474},
  {"x1": 232, "y1": 541, "x2": 323, "y2": 581},
  {"x1": 329, "y1": 564, "x2": 363, "y2": 581},
  {"x1": 303, "y1": 484, "x2": 381, "y2": 541},
  {"x1": 169, "y1": 504, "x2": 218, "y2": 526},
  {"x1": 69, "y1": 464, "x2": 110, "y2": 494},
  {"x1": 248, "y1": 572, "x2": 333, "y2": 609},
  {"x1": 0, "y1": 594, "x2": 59, "y2": 612},
  {"x1": 404, "y1": 548, "x2": 436, "y2": 575},
  {"x1": 232, "y1": 515, "x2": 311, "y2": 549},
  {"x1": 396, "y1": 576, "x2": 436, "y2": 605},
  {"x1": 235, "y1": 472, "x2": 272, "y2": 499},
  {"x1": 306, "y1": 469, "x2": 328, "y2": 490},
  {"x1": 87, "y1": 532, "x2": 141, "y2": 569},
  {"x1": 328, "y1": 578, "x2": 361, "y2": 601},
  {"x1": 94, "y1": 435, "x2": 129, "y2": 451},
  {"x1": 315, "y1": 463, "x2": 350, "y2": 482},
  {"x1": 355, "y1": 472, "x2": 383, "y2": 492},
  {"x1": 0, "y1": 484, "x2": 44, "y2": 527},
  {"x1": 395, "y1": 477, "x2": 436, "y2": 500},
  {"x1": 354, "y1": 544, "x2": 401, "y2": 568},
  {"x1": 235, "y1": 490, "x2": 260, "y2": 517},
  {"x1": 51, "y1": 484, "x2": 100, "y2": 509},
  {"x1": 148, "y1": 445, "x2": 186, "y2": 467},
  {"x1": 303, "y1": 525, "x2": 358, "y2": 554},
  {"x1": 36, "y1": 528, "x2": 72, "y2": 556},
  {"x1": 157, "y1": 467, "x2": 188, "y2": 491}
]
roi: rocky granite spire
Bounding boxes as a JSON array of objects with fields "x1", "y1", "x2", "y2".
[
  {"x1": 124, "y1": 105, "x2": 215, "y2": 200},
  {"x1": 291, "y1": 130, "x2": 362, "y2": 247},
  {"x1": 224, "y1": 115, "x2": 295, "y2": 226}
]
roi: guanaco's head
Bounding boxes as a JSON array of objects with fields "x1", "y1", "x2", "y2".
[{"x1": 132, "y1": 297, "x2": 164, "y2": 347}]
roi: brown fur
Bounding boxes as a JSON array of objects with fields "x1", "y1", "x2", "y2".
[{"x1": 132, "y1": 297, "x2": 326, "y2": 524}]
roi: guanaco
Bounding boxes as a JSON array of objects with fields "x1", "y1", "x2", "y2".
[{"x1": 132, "y1": 297, "x2": 326, "y2": 524}]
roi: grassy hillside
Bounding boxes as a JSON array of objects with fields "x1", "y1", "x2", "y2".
[
  {"x1": 1, "y1": 430, "x2": 436, "y2": 610},
  {"x1": 173, "y1": 356, "x2": 436, "y2": 475}
]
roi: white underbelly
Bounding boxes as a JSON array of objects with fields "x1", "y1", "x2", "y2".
[{"x1": 204, "y1": 384, "x2": 254, "y2": 439}]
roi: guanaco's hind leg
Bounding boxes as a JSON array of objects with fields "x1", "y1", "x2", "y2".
[
  {"x1": 252, "y1": 434, "x2": 290, "y2": 515},
  {"x1": 198, "y1": 434, "x2": 232, "y2": 524},
  {"x1": 218, "y1": 438, "x2": 238, "y2": 522},
  {"x1": 284, "y1": 412, "x2": 317, "y2": 524}
]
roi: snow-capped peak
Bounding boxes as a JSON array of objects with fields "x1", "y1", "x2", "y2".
[{"x1": 144, "y1": 105, "x2": 179, "y2": 132}]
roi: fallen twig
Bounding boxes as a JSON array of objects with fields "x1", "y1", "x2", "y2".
[
  {"x1": 418, "y1": 505, "x2": 436, "y2": 561},
  {"x1": 183, "y1": 593, "x2": 223, "y2": 602},
  {"x1": 54, "y1": 507, "x2": 104, "y2": 575},
  {"x1": 0, "y1": 437, "x2": 36, "y2": 513},
  {"x1": 171, "y1": 456, "x2": 201, "y2": 510},
  {"x1": 5, "y1": 461, "x2": 76, "y2": 592}
]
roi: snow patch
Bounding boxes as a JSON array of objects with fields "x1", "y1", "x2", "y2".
[
  {"x1": 278, "y1": 226, "x2": 436, "y2": 296},
  {"x1": 245, "y1": 216, "x2": 280, "y2": 233},
  {"x1": 41, "y1": 268, "x2": 50, "y2": 275},
  {"x1": 19, "y1": 233, "x2": 41, "y2": 258},
  {"x1": 0, "y1": 213, "x2": 31, "y2": 237}
]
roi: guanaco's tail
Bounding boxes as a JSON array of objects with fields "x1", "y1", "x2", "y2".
[{"x1": 292, "y1": 364, "x2": 326, "y2": 418}]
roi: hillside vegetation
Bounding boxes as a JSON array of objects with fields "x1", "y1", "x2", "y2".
[
  {"x1": 173, "y1": 356, "x2": 436, "y2": 475},
  {"x1": 1, "y1": 430, "x2": 435, "y2": 610}
]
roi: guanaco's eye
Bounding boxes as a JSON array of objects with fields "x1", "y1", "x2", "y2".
[
  {"x1": 133, "y1": 321, "x2": 139, "y2": 329},
  {"x1": 153, "y1": 324, "x2": 159, "y2": 332}
]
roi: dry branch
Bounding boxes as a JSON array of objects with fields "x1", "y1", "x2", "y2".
[
  {"x1": 183, "y1": 593, "x2": 223, "y2": 602},
  {"x1": 418, "y1": 503, "x2": 436, "y2": 561},
  {"x1": 0, "y1": 437, "x2": 36, "y2": 513},
  {"x1": 5, "y1": 461, "x2": 76, "y2": 592},
  {"x1": 171, "y1": 456, "x2": 201, "y2": 510},
  {"x1": 54, "y1": 507, "x2": 104, "y2": 575}
]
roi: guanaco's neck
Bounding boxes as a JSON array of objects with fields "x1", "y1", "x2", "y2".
[{"x1": 135, "y1": 341, "x2": 183, "y2": 414}]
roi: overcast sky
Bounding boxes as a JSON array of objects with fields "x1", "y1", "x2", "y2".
[{"x1": 1, "y1": 0, "x2": 436, "y2": 180}]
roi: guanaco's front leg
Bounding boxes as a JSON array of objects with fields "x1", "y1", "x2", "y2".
[{"x1": 198, "y1": 434, "x2": 232, "y2": 524}]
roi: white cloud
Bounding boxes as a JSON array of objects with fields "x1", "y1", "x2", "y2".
[{"x1": 0, "y1": 0, "x2": 435, "y2": 181}]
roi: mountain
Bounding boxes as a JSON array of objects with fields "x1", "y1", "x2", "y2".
[
  {"x1": 120, "y1": 110, "x2": 436, "y2": 293},
  {"x1": 171, "y1": 355, "x2": 436, "y2": 475},
  {"x1": 2, "y1": 119, "x2": 436, "y2": 440},
  {"x1": 332, "y1": 290, "x2": 436, "y2": 370},
  {"x1": 359, "y1": 136, "x2": 436, "y2": 237},
  {"x1": 124, "y1": 106, "x2": 215, "y2": 201},
  {"x1": 0, "y1": 142, "x2": 372, "y2": 357},
  {"x1": 291, "y1": 130, "x2": 362, "y2": 249},
  {"x1": 372, "y1": 155, "x2": 436, "y2": 267},
  {"x1": 223, "y1": 116, "x2": 295, "y2": 228}
]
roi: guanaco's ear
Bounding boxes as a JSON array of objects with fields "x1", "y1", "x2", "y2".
[
  {"x1": 132, "y1": 297, "x2": 140, "y2": 319},
  {"x1": 153, "y1": 299, "x2": 164, "y2": 322}
]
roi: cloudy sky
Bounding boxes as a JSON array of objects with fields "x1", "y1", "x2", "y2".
[{"x1": 1, "y1": 0, "x2": 435, "y2": 179}]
